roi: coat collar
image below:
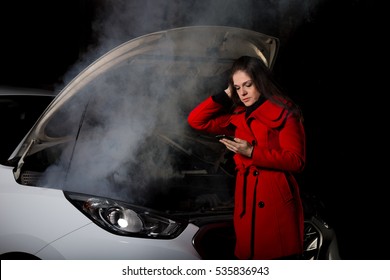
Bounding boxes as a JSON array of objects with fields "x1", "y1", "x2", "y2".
[{"x1": 233, "y1": 99, "x2": 288, "y2": 128}]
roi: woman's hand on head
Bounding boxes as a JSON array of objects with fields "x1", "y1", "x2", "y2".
[
  {"x1": 219, "y1": 137, "x2": 253, "y2": 158},
  {"x1": 224, "y1": 85, "x2": 233, "y2": 98}
]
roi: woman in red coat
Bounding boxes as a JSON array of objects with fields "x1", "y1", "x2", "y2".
[{"x1": 188, "y1": 56, "x2": 306, "y2": 260}]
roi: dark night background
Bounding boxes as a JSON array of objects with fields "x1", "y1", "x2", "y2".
[{"x1": 0, "y1": 0, "x2": 386, "y2": 260}]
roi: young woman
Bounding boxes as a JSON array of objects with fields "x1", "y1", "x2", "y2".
[{"x1": 188, "y1": 56, "x2": 306, "y2": 260}]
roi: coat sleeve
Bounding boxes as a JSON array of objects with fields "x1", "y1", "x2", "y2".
[
  {"x1": 242, "y1": 114, "x2": 306, "y2": 173},
  {"x1": 187, "y1": 96, "x2": 234, "y2": 135}
]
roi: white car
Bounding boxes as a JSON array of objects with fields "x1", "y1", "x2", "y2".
[{"x1": 0, "y1": 26, "x2": 340, "y2": 260}]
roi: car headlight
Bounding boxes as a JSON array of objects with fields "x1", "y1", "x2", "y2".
[{"x1": 65, "y1": 192, "x2": 187, "y2": 239}]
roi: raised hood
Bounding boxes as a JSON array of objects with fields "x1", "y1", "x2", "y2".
[{"x1": 10, "y1": 26, "x2": 279, "y2": 196}]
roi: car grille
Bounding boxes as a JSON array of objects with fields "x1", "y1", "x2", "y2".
[{"x1": 20, "y1": 170, "x2": 42, "y2": 185}]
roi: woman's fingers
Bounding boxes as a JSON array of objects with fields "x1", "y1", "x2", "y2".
[{"x1": 219, "y1": 138, "x2": 252, "y2": 157}]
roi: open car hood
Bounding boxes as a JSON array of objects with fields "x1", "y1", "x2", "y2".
[{"x1": 10, "y1": 26, "x2": 278, "y2": 208}]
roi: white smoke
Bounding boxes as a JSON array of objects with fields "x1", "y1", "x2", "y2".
[{"x1": 58, "y1": 0, "x2": 324, "y2": 88}]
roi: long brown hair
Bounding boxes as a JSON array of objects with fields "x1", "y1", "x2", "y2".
[{"x1": 228, "y1": 56, "x2": 303, "y2": 121}]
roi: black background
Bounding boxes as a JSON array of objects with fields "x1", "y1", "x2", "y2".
[{"x1": 0, "y1": 0, "x2": 386, "y2": 259}]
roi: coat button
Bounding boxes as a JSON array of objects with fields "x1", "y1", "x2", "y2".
[
  {"x1": 253, "y1": 170, "x2": 259, "y2": 176},
  {"x1": 258, "y1": 201, "x2": 265, "y2": 208}
]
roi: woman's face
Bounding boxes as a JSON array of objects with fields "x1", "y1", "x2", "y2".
[{"x1": 233, "y1": 70, "x2": 261, "y2": 107}]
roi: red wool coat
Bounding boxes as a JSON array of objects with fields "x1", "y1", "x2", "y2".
[{"x1": 188, "y1": 96, "x2": 306, "y2": 259}]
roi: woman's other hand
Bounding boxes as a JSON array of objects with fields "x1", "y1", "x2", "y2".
[{"x1": 219, "y1": 137, "x2": 253, "y2": 158}]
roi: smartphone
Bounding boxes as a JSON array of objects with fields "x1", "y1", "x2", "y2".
[{"x1": 215, "y1": 134, "x2": 236, "y2": 141}]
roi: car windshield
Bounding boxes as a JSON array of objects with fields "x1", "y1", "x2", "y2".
[{"x1": 11, "y1": 26, "x2": 278, "y2": 214}]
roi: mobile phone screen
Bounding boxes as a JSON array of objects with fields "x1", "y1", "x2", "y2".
[{"x1": 215, "y1": 135, "x2": 235, "y2": 141}]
